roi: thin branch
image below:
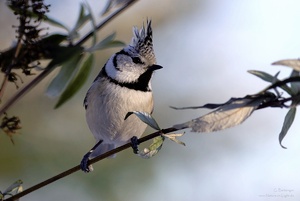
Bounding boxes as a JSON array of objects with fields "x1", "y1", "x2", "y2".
[
  {"x1": 0, "y1": 75, "x2": 8, "y2": 100},
  {"x1": 261, "y1": 77, "x2": 300, "y2": 93},
  {"x1": 0, "y1": 0, "x2": 138, "y2": 116},
  {"x1": 0, "y1": 23, "x2": 25, "y2": 100},
  {"x1": 76, "y1": 0, "x2": 138, "y2": 47},
  {"x1": 0, "y1": 67, "x2": 53, "y2": 116},
  {"x1": 3, "y1": 127, "x2": 179, "y2": 201}
]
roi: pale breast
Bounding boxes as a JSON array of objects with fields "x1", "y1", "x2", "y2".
[{"x1": 85, "y1": 78, "x2": 154, "y2": 145}]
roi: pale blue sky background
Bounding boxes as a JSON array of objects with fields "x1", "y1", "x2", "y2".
[{"x1": 1, "y1": 0, "x2": 300, "y2": 200}]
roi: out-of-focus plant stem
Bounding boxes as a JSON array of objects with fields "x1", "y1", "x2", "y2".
[{"x1": 0, "y1": 0, "x2": 138, "y2": 116}]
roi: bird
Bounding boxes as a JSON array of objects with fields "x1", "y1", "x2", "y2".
[{"x1": 80, "y1": 20, "x2": 162, "y2": 172}]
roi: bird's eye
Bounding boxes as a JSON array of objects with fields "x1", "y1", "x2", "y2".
[{"x1": 132, "y1": 57, "x2": 144, "y2": 64}]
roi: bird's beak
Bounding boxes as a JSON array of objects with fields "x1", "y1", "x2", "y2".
[{"x1": 148, "y1": 64, "x2": 163, "y2": 71}]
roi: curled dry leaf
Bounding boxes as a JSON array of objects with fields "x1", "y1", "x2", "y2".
[
  {"x1": 272, "y1": 59, "x2": 300, "y2": 72},
  {"x1": 173, "y1": 94, "x2": 272, "y2": 133},
  {"x1": 162, "y1": 133, "x2": 186, "y2": 146},
  {"x1": 138, "y1": 136, "x2": 164, "y2": 159}
]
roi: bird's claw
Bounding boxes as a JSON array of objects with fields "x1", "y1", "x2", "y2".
[
  {"x1": 80, "y1": 153, "x2": 93, "y2": 173},
  {"x1": 130, "y1": 136, "x2": 140, "y2": 154}
]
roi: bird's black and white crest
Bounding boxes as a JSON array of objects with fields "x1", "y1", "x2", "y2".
[
  {"x1": 83, "y1": 20, "x2": 161, "y2": 109},
  {"x1": 99, "y1": 19, "x2": 158, "y2": 85},
  {"x1": 130, "y1": 20, "x2": 155, "y2": 64}
]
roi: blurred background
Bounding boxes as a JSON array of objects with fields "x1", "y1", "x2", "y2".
[{"x1": 1, "y1": 0, "x2": 300, "y2": 200}]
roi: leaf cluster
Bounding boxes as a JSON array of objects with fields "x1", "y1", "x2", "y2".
[
  {"x1": 126, "y1": 111, "x2": 185, "y2": 158},
  {"x1": 0, "y1": 0, "x2": 128, "y2": 142},
  {"x1": 173, "y1": 59, "x2": 300, "y2": 148},
  {"x1": 2, "y1": 0, "x2": 50, "y2": 77}
]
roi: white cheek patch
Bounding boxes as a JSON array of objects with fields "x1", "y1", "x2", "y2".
[
  {"x1": 105, "y1": 57, "x2": 118, "y2": 77},
  {"x1": 105, "y1": 55, "x2": 142, "y2": 83}
]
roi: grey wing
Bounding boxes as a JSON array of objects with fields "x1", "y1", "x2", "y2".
[
  {"x1": 84, "y1": 68, "x2": 106, "y2": 110},
  {"x1": 83, "y1": 93, "x2": 88, "y2": 109}
]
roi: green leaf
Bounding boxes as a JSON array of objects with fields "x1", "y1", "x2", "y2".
[
  {"x1": 125, "y1": 111, "x2": 161, "y2": 130},
  {"x1": 290, "y1": 70, "x2": 300, "y2": 95},
  {"x1": 4, "y1": 180, "x2": 23, "y2": 195},
  {"x1": 69, "y1": 4, "x2": 90, "y2": 41},
  {"x1": 101, "y1": 0, "x2": 133, "y2": 15},
  {"x1": 138, "y1": 136, "x2": 164, "y2": 159},
  {"x1": 86, "y1": 32, "x2": 125, "y2": 52},
  {"x1": 86, "y1": 41, "x2": 125, "y2": 52},
  {"x1": 55, "y1": 54, "x2": 94, "y2": 108},
  {"x1": 262, "y1": 77, "x2": 300, "y2": 95},
  {"x1": 44, "y1": 16, "x2": 70, "y2": 32},
  {"x1": 46, "y1": 46, "x2": 83, "y2": 69},
  {"x1": 83, "y1": 2, "x2": 97, "y2": 45},
  {"x1": 46, "y1": 54, "x2": 83, "y2": 98},
  {"x1": 124, "y1": 111, "x2": 163, "y2": 158},
  {"x1": 40, "y1": 34, "x2": 68, "y2": 45},
  {"x1": 248, "y1": 70, "x2": 293, "y2": 95},
  {"x1": 279, "y1": 107, "x2": 296, "y2": 149},
  {"x1": 0, "y1": 34, "x2": 68, "y2": 69},
  {"x1": 248, "y1": 70, "x2": 279, "y2": 83}
]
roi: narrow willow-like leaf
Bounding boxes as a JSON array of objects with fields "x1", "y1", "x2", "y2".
[
  {"x1": 261, "y1": 77, "x2": 300, "y2": 95},
  {"x1": 125, "y1": 111, "x2": 160, "y2": 130},
  {"x1": 248, "y1": 70, "x2": 279, "y2": 83},
  {"x1": 290, "y1": 70, "x2": 300, "y2": 95},
  {"x1": 46, "y1": 46, "x2": 83, "y2": 69},
  {"x1": 138, "y1": 136, "x2": 164, "y2": 159},
  {"x1": 248, "y1": 70, "x2": 293, "y2": 95},
  {"x1": 0, "y1": 34, "x2": 67, "y2": 70},
  {"x1": 4, "y1": 180, "x2": 23, "y2": 195},
  {"x1": 173, "y1": 95, "x2": 268, "y2": 132},
  {"x1": 69, "y1": 4, "x2": 90, "y2": 41},
  {"x1": 86, "y1": 40, "x2": 125, "y2": 52},
  {"x1": 55, "y1": 54, "x2": 94, "y2": 108},
  {"x1": 272, "y1": 59, "x2": 300, "y2": 72},
  {"x1": 279, "y1": 107, "x2": 296, "y2": 149},
  {"x1": 102, "y1": 0, "x2": 117, "y2": 15},
  {"x1": 40, "y1": 34, "x2": 68, "y2": 46},
  {"x1": 44, "y1": 16, "x2": 70, "y2": 32},
  {"x1": 86, "y1": 32, "x2": 125, "y2": 52},
  {"x1": 162, "y1": 133, "x2": 186, "y2": 146},
  {"x1": 102, "y1": 0, "x2": 133, "y2": 15},
  {"x1": 83, "y1": 2, "x2": 97, "y2": 45},
  {"x1": 46, "y1": 54, "x2": 83, "y2": 98}
]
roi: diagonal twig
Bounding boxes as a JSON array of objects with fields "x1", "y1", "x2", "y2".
[{"x1": 4, "y1": 127, "x2": 178, "y2": 201}]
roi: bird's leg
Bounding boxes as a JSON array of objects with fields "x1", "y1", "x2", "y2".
[
  {"x1": 130, "y1": 136, "x2": 140, "y2": 154},
  {"x1": 80, "y1": 140, "x2": 103, "y2": 173}
]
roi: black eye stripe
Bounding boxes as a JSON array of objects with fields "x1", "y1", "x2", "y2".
[
  {"x1": 117, "y1": 49, "x2": 130, "y2": 56},
  {"x1": 132, "y1": 57, "x2": 144, "y2": 64},
  {"x1": 113, "y1": 50, "x2": 144, "y2": 67}
]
